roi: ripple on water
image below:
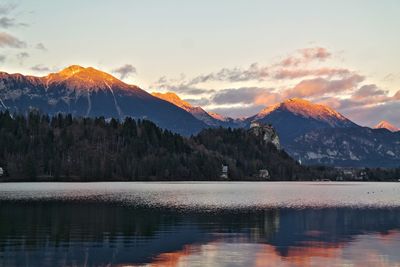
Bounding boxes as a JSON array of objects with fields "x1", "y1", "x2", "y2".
[{"x1": 0, "y1": 182, "x2": 400, "y2": 210}]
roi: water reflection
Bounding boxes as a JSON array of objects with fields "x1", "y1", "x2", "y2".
[{"x1": 1, "y1": 201, "x2": 399, "y2": 267}]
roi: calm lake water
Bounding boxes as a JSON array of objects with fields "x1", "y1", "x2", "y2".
[{"x1": 0, "y1": 182, "x2": 400, "y2": 267}]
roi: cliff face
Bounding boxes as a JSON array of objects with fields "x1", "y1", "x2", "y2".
[{"x1": 249, "y1": 122, "x2": 281, "y2": 150}]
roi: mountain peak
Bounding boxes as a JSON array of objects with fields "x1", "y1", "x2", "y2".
[
  {"x1": 58, "y1": 65, "x2": 86, "y2": 77},
  {"x1": 208, "y1": 112, "x2": 226, "y2": 121},
  {"x1": 151, "y1": 91, "x2": 234, "y2": 126},
  {"x1": 45, "y1": 65, "x2": 129, "y2": 91},
  {"x1": 374, "y1": 120, "x2": 399, "y2": 132},
  {"x1": 256, "y1": 98, "x2": 354, "y2": 127},
  {"x1": 151, "y1": 92, "x2": 193, "y2": 111}
]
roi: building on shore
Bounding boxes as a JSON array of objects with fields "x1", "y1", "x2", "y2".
[
  {"x1": 221, "y1": 165, "x2": 228, "y2": 179},
  {"x1": 259, "y1": 169, "x2": 270, "y2": 180}
]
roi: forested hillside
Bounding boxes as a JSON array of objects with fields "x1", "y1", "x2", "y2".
[
  {"x1": 2, "y1": 111, "x2": 397, "y2": 181},
  {"x1": 0, "y1": 111, "x2": 317, "y2": 181}
]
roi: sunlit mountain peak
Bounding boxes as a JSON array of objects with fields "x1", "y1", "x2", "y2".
[
  {"x1": 256, "y1": 98, "x2": 353, "y2": 127},
  {"x1": 45, "y1": 65, "x2": 130, "y2": 91},
  {"x1": 151, "y1": 92, "x2": 193, "y2": 111},
  {"x1": 374, "y1": 120, "x2": 399, "y2": 132},
  {"x1": 208, "y1": 112, "x2": 226, "y2": 121},
  {"x1": 58, "y1": 65, "x2": 86, "y2": 77}
]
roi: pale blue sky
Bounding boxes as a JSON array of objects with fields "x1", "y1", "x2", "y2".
[{"x1": 1, "y1": 0, "x2": 400, "y2": 125}]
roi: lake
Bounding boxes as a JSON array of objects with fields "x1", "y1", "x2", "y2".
[{"x1": 0, "y1": 182, "x2": 400, "y2": 267}]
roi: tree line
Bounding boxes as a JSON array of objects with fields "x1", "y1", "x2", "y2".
[{"x1": 0, "y1": 111, "x2": 398, "y2": 181}]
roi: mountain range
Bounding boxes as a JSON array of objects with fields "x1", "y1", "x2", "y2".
[
  {"x1": 0, "y1": 65, "x2": 206, "y2": 136},
  {"x1": 0, "y1": 65, "x2": 398, "y2": 168}
]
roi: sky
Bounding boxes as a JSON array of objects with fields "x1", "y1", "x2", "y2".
[{"x1": 0, "y1": 0, "x2": 399, "y2": 127}]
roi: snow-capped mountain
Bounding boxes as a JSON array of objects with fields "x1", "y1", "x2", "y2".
[
  {"x1": 374, "y1": 120, "x2": 399, "y2": 132},
  {"x1": 0, "y1": 66, "x2": 398, "y2": 168},
  {"x1": 246, "y1": 98, "x2": 399, "y2": 167},
  {"x1": 247, "y1": 98, "x2": 357, "y2": 143},
  {"x1": 151, "y1": 92, "x2": 243, "y2": 128},
  {"x1": 0, "y1": 65, "x2": 206, "y2": 135}
]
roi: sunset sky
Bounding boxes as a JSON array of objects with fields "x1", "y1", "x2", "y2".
[{"x1": 1, "y1": 0, "x2": 399, "y2": 126}]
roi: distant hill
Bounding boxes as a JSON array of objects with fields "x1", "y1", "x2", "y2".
[
  {"x1": 0, "y1": 111, "x2": 317, "y2": 181},
  {"x1": 0, "y1": 65, "x2": 206, "y2": 135}
]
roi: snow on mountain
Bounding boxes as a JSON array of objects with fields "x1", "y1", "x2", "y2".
[
  {"x1": 374, "y1": 120, "x2": 399, "y2": 132},
  {"x1": 151, "y1": 92, "x2": 194, "y2": 112},
  {"x1": 255, "y1": 98, "x2": 353, "y2": 127},
  {"x1": 0, "y1": 66, "x2": 206, "y2": 135},
  {"x1": 248, "y1": 98, "x2": 357, "y2": 144},
  {"x1": 208, "y1": 112, "x2": 227, "y2": 121},
  {"x1": 151, "y1": 92, "x2": 237, "y2": 127}
]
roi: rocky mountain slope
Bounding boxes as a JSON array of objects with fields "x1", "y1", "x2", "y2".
[
  {"x1": 248, "y1": 98, "x2": 399, "y2": 167},
  {"x1": 286, "y1": 127, "x2": 400, "y2": 167},
  {"x1": 152, "y1": 91, "x2": 243, "y2": 128},
  {"x1": 0, "y1": 66, "x2": 206, "y2": 135},
  {"x1": 247, "y1": 98, "x2": 357, "y2": 143}
]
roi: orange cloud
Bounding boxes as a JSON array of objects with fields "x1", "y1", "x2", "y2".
[
  {"x1": 283, "y1": 74, "x2": 364, "y2": 98},
  {"x1": 279, "y1": 47, "x2": 331, "y2": 67},
  {"x1": 274, "y1": 67, "x2": 351, "y2": 80}
]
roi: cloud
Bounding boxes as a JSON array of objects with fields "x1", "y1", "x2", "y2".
[
  {"x1": 0, "y1": 54, "x2": 5, "y2": 63},
  {"x1": 0, "y1": 32, "x2": 26, "y2": 48},
  {"x1": 31, "y1": 64, "x2": 51, "y2": 72},
  {"x1": 152, "y1": 46, "x2": 337, "y2": 95},
  {"x1": 208, "y1": 104, "x2": 266, "y2": 119},
  {"x1": 149, "y1": 46, "x2": 397, "y2": 123},
  {"x1": 283, "y1": 74, "x2": 365, "y2": 98},
  {"x1": 183, "y1": 98, "x2": 210, "y2": 106},
  {"x1": 160, "y1": 47, "x2": 335, "y2": 87},
  {"x1": 0, "y1": 17, "x2": 16, "y2": 28},
  {"x1": 340, "y1": 101, "x2": 400, "y2": 127},
  {"x1": 0, "y1": 4, "x2": 16, "y2": 15},
  {"x1": 279, "y1": 47, "x2": 331, "y2": 67},
  {"x1": 0, "y1": 17, "x2": 27, "y2": 28},
  {"x1": 188, "y1": 63, "x2": 269, "y2": 85},
  {"x1": 35, "y1": 43, "x2": 47, "y2": 51},
  {"x1": 352, "y1": 84, "x2": 388, "y2": 100},
  {"x1": 155, "y1": 84, "x2": 214, "y2": 95},
  {"x1": 16, "y1": 52, "x2": 29, "y2": 64},
  {"x1": 300, "y1": 47, "x2": 331, "y2": 61},
  {"x1": 0, "y1": 4, "x2": 27, "y2": 28},
  {"x1": 152, "y1": 75, "x2": 215, "y2": 95},
  {"x1": 211, "y1": 87, "x2": 280, "y2": 106},
  {"x1": 112, "y1": 64, "x2": 136, "y2": 80},
  {"x1": 274, "y1": 67, "x2": 351, "y2": 80},
  {"x1": 315, "y1": 83, "x2": 397, "y2": 116}
]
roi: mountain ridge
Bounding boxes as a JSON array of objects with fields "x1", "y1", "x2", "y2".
[
  {"x1": 0, "y1": 65, "x2": 207, "y2": 135},
  {"x1": 151, "y1": 91, "x2": 242, "y2": 127},
  {"x1": 1, "y1": 65, "x2": 399, "y2": 167}
]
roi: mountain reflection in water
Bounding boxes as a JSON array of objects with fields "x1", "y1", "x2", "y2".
[{"x1": 1, "y1": 201, "x2": 400, "y2": 267}]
